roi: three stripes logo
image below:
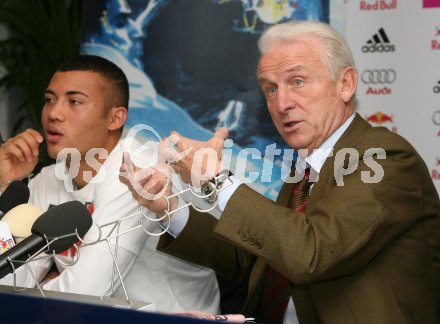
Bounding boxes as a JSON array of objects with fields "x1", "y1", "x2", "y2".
[{"x1": 362, "y1": 28, "x2": 395, "y2": 53}]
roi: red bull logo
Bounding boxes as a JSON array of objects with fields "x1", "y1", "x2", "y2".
[
  {"x1": 360, "y1": 0, "x2": 397, "y2": 11},
  {"x1": 365, "y1": 112, "x2": 394, "y2": 124}
]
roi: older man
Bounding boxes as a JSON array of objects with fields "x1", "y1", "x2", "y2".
[{"x1": 122, "y1": 21, "x2": 440, "y2": 323}]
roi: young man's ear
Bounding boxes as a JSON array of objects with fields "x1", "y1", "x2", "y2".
[
  {"x1": 108, "y1": 107, "x2": 127, "y2": 131},
  {"x1": 339, "y1": 67, "x2": 358, "y2": 103}
]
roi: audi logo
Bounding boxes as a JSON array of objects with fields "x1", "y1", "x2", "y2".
[
  {"x1": 433, "y1": 111, "x2": 440, "y2": 126},
  {"x1": 361, "y1": 69, "x2": 396, "y2": 84}
]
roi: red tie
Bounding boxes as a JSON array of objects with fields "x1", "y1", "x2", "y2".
[{"x1": 258, "y1": 169, "x2": 311, "y2": 324}]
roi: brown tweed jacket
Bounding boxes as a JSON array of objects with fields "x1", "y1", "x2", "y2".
[{"x1": 158, "y1": 114, "x2": 440, "y2": 323}]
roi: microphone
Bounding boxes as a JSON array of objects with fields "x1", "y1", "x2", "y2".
[
  {"x1": 0, "y1": 181, "x2": 30, "y2": 218},
  {"x1": 2, "y1": 204, "x2": 43, "y2": 243},
  {"x1": 0, "y1": 200, "x2": 92, "y2": 279}
]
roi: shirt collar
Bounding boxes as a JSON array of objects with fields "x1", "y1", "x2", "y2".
[{"x1": 296, "y1": 113, "x2": 355, "y2": 174}]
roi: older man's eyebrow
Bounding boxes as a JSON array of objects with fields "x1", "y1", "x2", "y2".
[{"x1": 258, "y1": 65, "x2": 305, "y2": 83}]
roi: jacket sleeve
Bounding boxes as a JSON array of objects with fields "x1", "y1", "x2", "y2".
[
  {"x1": 214, "y1": 134, "x2": 438, "y2": 284},
  {"x1": 158, "y1": 207, "x2": 256, "y2": 283}
]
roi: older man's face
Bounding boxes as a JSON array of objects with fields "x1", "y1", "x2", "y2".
[{"x1": 258, "y1": 36, "x2": 353, "y2": 153}]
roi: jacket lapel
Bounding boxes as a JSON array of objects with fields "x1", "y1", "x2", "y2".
[{"x1": 308, "y1": 113, "x2": 372, "y2": 204}]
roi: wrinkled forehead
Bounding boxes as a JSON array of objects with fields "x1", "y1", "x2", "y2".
[{"x1": 257, "y1": 37, "x2": 326, "y2": 75}]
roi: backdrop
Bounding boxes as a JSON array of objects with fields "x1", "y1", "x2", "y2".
[
  {"x1": 80, "y1": 0, "x2": 329, "y2": 200},
  {"x1": 342, "y1": 0, "x2": 440, "y2": 194}
]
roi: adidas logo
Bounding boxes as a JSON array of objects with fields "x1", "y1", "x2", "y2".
[{"x1": 362, "y1": 28, "x2": 395, "y2": 53}]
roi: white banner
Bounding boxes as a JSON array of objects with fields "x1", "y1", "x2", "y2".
[{"x1": 342, "y1": 0, "x2": 440, "y2": 194}]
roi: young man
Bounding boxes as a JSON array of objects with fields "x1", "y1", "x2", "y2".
[
  {"x1": 0, "y1": 55, "x2": 219, "y2": 313},
  {"x1": 121, "y1": 21, "x2": 440, "y2": 323}
]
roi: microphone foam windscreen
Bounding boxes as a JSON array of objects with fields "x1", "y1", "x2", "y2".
[
  {"x1": 2, "y1": 204, "x2": 43, "y2": 243},
  {"x1": 31, "y1": 201, "x2": 93, "y2": 254},
  {"x1": 0, "y1": 181, "x2": 30, "y2": 216}
]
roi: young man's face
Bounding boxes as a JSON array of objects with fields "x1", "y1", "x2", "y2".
[
  {"x1": 41, "y1": 70, "x2": 115, "y2": 159},
  {"x1": 258, "y1": 36, "x2": 353, "y2": 153}
]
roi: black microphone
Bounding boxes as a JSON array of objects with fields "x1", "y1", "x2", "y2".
[
  {"x1": 0, "y1": 181, "x2": 30, "y2": 219},
  {"x1": 2, "y1": 203, "x2": 44, "y2": 243},
  {"x1": 0, "y1": 200, "x2": 92, "y2": 279}
]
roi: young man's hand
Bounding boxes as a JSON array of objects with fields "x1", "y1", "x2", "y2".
[{"x1": 0, "y1": 129, "x2": 43, "y2": 192}]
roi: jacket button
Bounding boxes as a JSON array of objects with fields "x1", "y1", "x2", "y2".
[
  {"x1": 240, "y1": 232, "x2": 249, "y2": 241},
  {"x1": 255, "y1": 240, "x2": 263, "y2": 249},
  {"x1": 249, "y1": 235, "x2": 256, "y2": 244}
]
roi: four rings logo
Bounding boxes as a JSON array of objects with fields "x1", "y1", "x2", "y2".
[
  {"x1": 362, "y1": 69, "x2": 395, "y2": 95},
  {"x1": 361, "y1": 69, "x2": 396, "y2": 84}
]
